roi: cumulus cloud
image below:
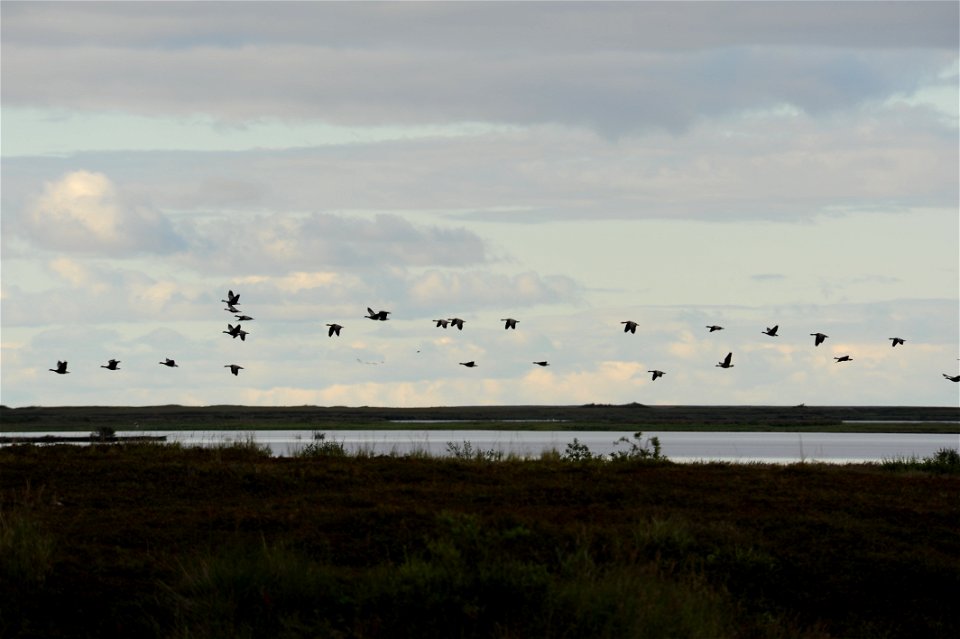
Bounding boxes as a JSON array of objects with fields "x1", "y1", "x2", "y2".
[{"x1": 21, "y1": 171, "x2": 184, "y2": 254}]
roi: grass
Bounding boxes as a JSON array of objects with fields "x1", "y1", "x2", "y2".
[
  {"x1": 0, "y1": 441, "x2": 958, "y2": 638},
  {"x1": 0, "y1": 508, "x2": 55, "y2": 587},
  {"x1": 878, "y1": 447, "x2": 960, "y2": 474}
]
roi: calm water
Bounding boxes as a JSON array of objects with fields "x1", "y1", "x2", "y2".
[{"x1": 5, "y1": 429, "x2": 958, "y2": 463}]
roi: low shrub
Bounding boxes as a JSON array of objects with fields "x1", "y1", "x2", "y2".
[
  {"x1": 292, "y1": 432, "x2": 347, "y2": 458},
  {"x1": 562, "y1": 437, "x2": 596, "y2": 462},
  {"x1": 445, "y1": 440, "x2": 504, "y2": 462},
  {"x1": 609, "y1": 431, "x2": 666, "y2": 462}
]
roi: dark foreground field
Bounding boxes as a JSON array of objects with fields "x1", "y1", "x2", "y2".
[
  {"x1": 3, "y1": 403, "x2": 959, "y2": 432},
  {"x1": 1, "y1": 442, "x2": 958, "y2": 639}
]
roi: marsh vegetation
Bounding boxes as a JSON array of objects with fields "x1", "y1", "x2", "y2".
[{"x1": 1, "y1": 439, "x2": 957, "y2": 638}]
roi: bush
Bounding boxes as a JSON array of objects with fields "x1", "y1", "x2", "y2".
[
  {"x1": 91, "y1": 426, "x2": 116, "y2": 441},
  {"x1": 927, "y1": 447, "x2": 960, "y2": 472},
  {"x1": 880, "y1": 447, "x2": 960, "y2": 474},
  {"x1": 293, "y1": 432, "x2": 346, "y2": 458},
  {"x1": 609, "y1": 431, "x2": 666, "y2": 462},
  {"x1": 445, "y1": 441, "x2": 504, "y2": 462},
  {"x1": 562, "y1": 438, "x2": 596, "y2": 462}
]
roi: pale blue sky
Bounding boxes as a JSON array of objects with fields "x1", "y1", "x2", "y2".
[{"x1": 2, "y1": 1, "x2": 958, "y2": 408}]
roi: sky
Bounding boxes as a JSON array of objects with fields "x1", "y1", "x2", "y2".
[{"x1": 1, "y1": 1, "x2": 958, "y2": 409}]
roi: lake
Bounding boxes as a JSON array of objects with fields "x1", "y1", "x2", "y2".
[{"x1": 5, "y1": 429, "x2": 957, "y2": 463}]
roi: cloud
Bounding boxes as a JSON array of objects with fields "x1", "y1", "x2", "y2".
[
  {"x1": 179, "y1": 212, "x2": 489, "y2": 275},
  {"x1": 5, "y1": 96, "x2": 954, "y2": 229},
  {"x1": 3, "y1": 4, "x2": 956, "y2": 135},
  {"x1": 0, "y1": 259, "x2": 205, "y2": 327},
  {"x1": 407, "y1": 270, "x2": 581, "y2": 312},
  {"x1": 20, "y1": 171, "x2": 184, "y2": 255},
  {"x1": 3, "y1": 2, "x2": 957, "y2": 51}
]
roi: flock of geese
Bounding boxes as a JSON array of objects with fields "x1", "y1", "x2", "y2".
[{"x1": 48, "y1": 289, "x2": 960, "y2": 384}]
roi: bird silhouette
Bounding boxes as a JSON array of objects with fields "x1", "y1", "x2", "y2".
[
  {"x1": 225, "y1": 364, "x2": 244, "y2": 376},
  {"x1": 943, "y1": 374, "x2": 960, "y2": 382},
  {"x1": 49, "y1": 360, "x2": 69, "y2": 374},
  {"x1": 716, "y1": 352, "x2": 734, "y2": 368},
  {"x1": 433, "y1": 319, "x2": 449, "y2": 328},
  {"x1": 889, "y1": 337, "x2": 905, "y2": 347},
  {"x1": 532, "y1": 361, "x2": 549, "y2": 367},
  {"x1": 621, "y1": 320, "x2": 638, "y2": 334},
  {"x1": 366, "y1": 307, "x2": 390, "y2": 321},
  {"x1": 501, "y1": 318, "x2": 518, "y2": 330},
  {"x1": 834, "y1": 355, "x2": 853, "y2": 363},
  {"x1": 224, "y1": 304, "x2": 240, "y2": 314},
  {"x1": 234, "y1": 314, "x2": 254, "y2": 322},
  {"x1": 811, "y1": 333, "x2": 829, "y2": 347},
  {"x1": 706, "y1": 325, "x2": 724, "y2": 332},
  {"x1": 449, "y1": 318, "x2": 465, "y2": 330},
  {"x1": 223, "y1": 324, "x2": 248, "y2": 341},
  {"x1": 648, "y1": 370, "x2": 665, "y2": 380},
  {"x1": 763, "y1": 325, "x2": 779, "y2": 337},
  {"x1": 159, "y1": 358, "x2": 178, "y2": 367},
  {"x1": 100, "y1": 359, "x2": 121, "y2": 370},
  {"x1": 221, "y1": 290, "x2": 240, "y2": 306},
  {"x1": 459, "y1": 361, "x2": 477, "y2": 367},
  {"x1": 326, "y1": 323, "x2": 343, "y2": 337}
]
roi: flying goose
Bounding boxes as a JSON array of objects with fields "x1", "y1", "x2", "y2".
[
  {"x1": 716, "y1": 352, "x2": 734, "y2": 369},
  {"x1": 366, "y1": 307, "x2": 391, "y2": 321},
  {"x1": 221, "y1": 290, "x2": 240, "y2": 306},
  {"x1": 223, "y1": 323, "x2": 248, "y2": 341},
  {"x1": 326, "y1": 323, "x2": 343, "y2": 337},
  {"x1": 810, "y1": 332, "x2": 829, "y2": 347},
  {"x1": 834, "y1": 355, "x2": 852, "y2": 363},
  {"x1": 224, "y1": 304, "x2": 240, "y2": 314},
  {"x1": 159, "y1": 358, "x2": 178, "y2": 367},
  {"x1": 449, "y1": 318, "x2": 465, "y2": 330},
  {"x1": 501, "y1": 318, "x2": 518, "y2": 330},
  {"x1": 49, "y1": 360, "x2": 69, "y2": 374},
  {"x1": 532, "y1": 361, "x2": 549, "y2": 367},
  {"x1": 225, "y1": 364, "x2": 244, "y2": 376},
  {"x1": 889, "y1": 337, "x2": 905, "y2": 347},
  {"x1": 763, "y1": 325, "x2": 779, "y2": 337},
  {"x1": 433, "y1": 319, "x2": 449, "y2": 328},
  {"x1": 100, "y1": 359, "x2": 121, "y2": 370},
  {"x1": 943, "y1": 374, "x2": 960, "y2": 382},
  {"x1": 234, "y1": 314, "x2": 254, "y2": 322},
  {"x1": 459, "y1": 361, "x2": 477, "y2": 367},
  {"x1": 648, "y1": 370, "x2": 665, "y2": 380},
  {"x1": 621, "y1": 320, "x2": 638, "y2": 334},
  {"x1": 706, "y1": 325, "x2": 724, "y2": 332}
]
